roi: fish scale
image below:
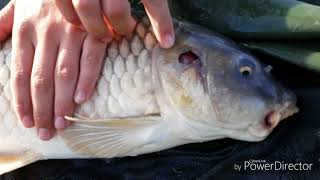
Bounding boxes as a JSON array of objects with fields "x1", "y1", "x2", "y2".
[
  {"x1": 0, "y1": 18, "x2": 298, "y2": 175},
  {"x1": 75, "y1": 23, "x2": 160, "y2": 119},
  {"x1": 0, "y1": 19, "x2": 159, "y2": 156},
  {"x1": 0, "y1": 39, "x2": 13, "y2": 139},
  {"x1": 0, "y1": 40, "x2": 39, "y2": 149}
]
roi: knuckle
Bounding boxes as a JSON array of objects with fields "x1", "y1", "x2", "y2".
[
  {"x1": 34, "y1": 18, "x2": 59, "y2": 38},
  {"x1": 16, "y1": 21, "x2": 32, "y2": 37},
  {"x1": 83, "y1": 53, "x2": 99, "y2": 67},
  {"x1": 40, "y1": 24, "x2": 57, "y2": 38},
  {"x1": 65, "y1": 24, "x2": 81, "y2": 34},
  {"x1": 14, "y1": 101, "x2": 28, "y2": 115},
  {"x1": 33, "y1": 113, "x2": 52, "y2": 126},
  {"x1": 65, "y1": 25, "x2": 86, "y2": 38},
  {"x1": 106, "y1": 4, "x2": 127, "y2": 20},
  {"x1": 56, "y1": 63, "x2": 77, "y2": 82},
  {"x1": 31, "y1": 74, "x2": 52, "y2": 92},
  {"x1": 12, "y1": 69, "x2": 30, "y2": 87}
]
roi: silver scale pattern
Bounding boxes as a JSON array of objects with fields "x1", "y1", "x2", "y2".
[
  {"x1": 0, "y1": 38, "x2": 23, "y2": 144},
  {"x1": 75, "y1": 19, "x2": 160, "y2": 119},
  {"x1": 0, "y1": 18, "x2": 160, "y2": 148}
]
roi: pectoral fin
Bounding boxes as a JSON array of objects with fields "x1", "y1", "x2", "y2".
[
  {"x1": 61, "y1": 114, "x2": 162, "y2": 158},
  {"x1": 0, "y1": 150, "x2": 41, "y2": 175}
]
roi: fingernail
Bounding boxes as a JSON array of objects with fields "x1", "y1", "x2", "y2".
[
  {"x1": 21, "y1": 116, "x2": 34, "y2": 128},
  {"x1": 74, "y1": 90, "x2": 86, "y2": 104},
  {"x1": 54, "y1": 116, "x2": 67, "y2": 130},
  {"x1": 162, "y1": 33, "x2": 175, "y2": 48},
  {"x1": 38, "y1": 128, "x2": 51, "y2": 141}
]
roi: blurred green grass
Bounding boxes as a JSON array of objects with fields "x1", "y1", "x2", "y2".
[{"x1": 168, "y1": 0, "x2": 320, "y2": 72}]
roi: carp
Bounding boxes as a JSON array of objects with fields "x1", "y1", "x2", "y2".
[{"x1": 0, "y1": 18, "x2": 298, "y2": 174}]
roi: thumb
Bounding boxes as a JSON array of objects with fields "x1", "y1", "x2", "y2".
[{"x1": 0, "y1": 0, "x2": 14, "y2": 42}]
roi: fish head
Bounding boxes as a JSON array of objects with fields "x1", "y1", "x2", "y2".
[
  {"x1": 152, "y1": 22, "x2": 298, "y2": 142},
  {"x1": 204, "y1": 43, "x2": 299, "y2": 141}
]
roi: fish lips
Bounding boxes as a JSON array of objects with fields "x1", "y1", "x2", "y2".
[{"x1": 248, "y1": 99, "x2": 299, "y2": 141}]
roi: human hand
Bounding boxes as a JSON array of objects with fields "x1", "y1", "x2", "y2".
[
  {"x1": 54, "y1": 0, "x2": 175, "y2": 48},
  {"x1": 0, "y1": 0, "x2": 13, "y2": 41},
  {"x1": 0, "y1": 0, "x2": 108, "y2": 140}
]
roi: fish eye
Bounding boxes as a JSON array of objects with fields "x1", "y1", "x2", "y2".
[
  {"x1": 179, "y1": 50, "x2": 199, "y2": 65},
  {"x1": 239, "y1": 65, "x2": 254, "y2": 76},
  {"x1": 237, "y1": 58, "x2": 256, "y2": 77}
]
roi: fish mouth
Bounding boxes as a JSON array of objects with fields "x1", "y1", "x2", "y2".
[
  {"x1": 248, "y1": 101, "x2": 299, "y2": 141},
  {"x1": 265, "y1": 101, "x2": 299, "y2": 128},
  {"x1": 264, "y1": 88, "x2": 299, "y2": 130}
]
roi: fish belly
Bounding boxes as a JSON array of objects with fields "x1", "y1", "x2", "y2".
[{"x1": 0, "y1": 19, "x2": 160, "y2": 159}]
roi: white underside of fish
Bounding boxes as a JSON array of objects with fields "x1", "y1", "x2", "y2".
[{"x1": 0, "y1": 19, "x2": 195, "y2": 174}]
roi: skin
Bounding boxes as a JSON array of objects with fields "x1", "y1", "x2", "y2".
[
  {"x1": 0, "y1": 0, "x2": 174, "y2": 140},
  {"x1": 54, "y1": 0, "x2": 175, "y2": 47}
]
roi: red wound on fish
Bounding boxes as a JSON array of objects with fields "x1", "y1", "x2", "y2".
[
  {"x1": 264, "y1": 111, "x2": 275, "y2": 128},
  {"x1": 179, "y1": 51, "x2": 199, "y2": 64}
]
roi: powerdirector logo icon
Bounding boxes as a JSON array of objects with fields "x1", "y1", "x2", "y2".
[{"x1": 233, "y1": 159, "x2": 314, "y2": 171}]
